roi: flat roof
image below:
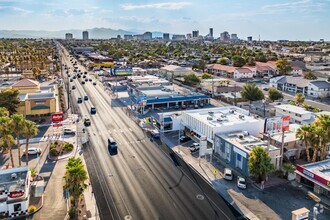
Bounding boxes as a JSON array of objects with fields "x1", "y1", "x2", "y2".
[
  {"x1": 184, "y1": 106, "x2": 261, "y2": 128},
  {"x1": 27, "y1": 92, "x2": 54, "y2": 99},
  {"x1": 141, "y1": 88, "x2": 175, "y2": 97},
  {"x1": 219, "y1": 131, "x2": 278, "y2": 154},
  {"x1": 302, "y1": 159, "x2": 330, "y2": 181},
  {"x1": 275, "y1": 104, "x2": 311, "y2": 115},
  {"x1": 0, "y1": 166, "x2": 28, "y2": 193}
]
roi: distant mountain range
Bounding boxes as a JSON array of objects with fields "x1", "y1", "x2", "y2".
[{"x1": 0, "y1": 28, "x2": 165, "y2": 39}]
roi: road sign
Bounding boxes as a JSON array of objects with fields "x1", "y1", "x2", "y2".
[{"x1": 213, "y1": 169, "x2": 218, "y2": 175}]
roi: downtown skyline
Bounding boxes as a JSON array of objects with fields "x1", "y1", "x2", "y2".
[{"x1": 0, "y1": 0, "x2": 329, "y2": 40}]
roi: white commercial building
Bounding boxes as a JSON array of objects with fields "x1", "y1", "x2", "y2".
[
  {"x1": 0, "y1": 166, "x2": 31, "y2": 218},
  {"x1": 180, "y1": 106, "x2": 265, "y2": 148},
  {"x1": 275, "y1": 104, "x2": 314, "y2": 125}
]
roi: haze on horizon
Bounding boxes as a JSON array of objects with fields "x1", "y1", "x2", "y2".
[{"x1": 0, "y1": 0, "x2": 329, "y2": 41}]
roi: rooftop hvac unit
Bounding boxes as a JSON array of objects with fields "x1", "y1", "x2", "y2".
[
  {"x1": 243, "y1": 131, "x2": 249, "y2": 136},
  {"x1": 238, "y1": 135, "x2": 244, "y2": 139},
  {"x1": 229, "y1": 110, "x2": 235, "y2": 114},
  {"x1": 207, "y1": 116, "x2": 213, "y2": 120},
  {"x1": 239, "y1": 115, "x2": 245, "y2": 119},
  {"x1": 217, "y1": 118, "x2": 223, "y2": 122},
  {"x1": 208, "y1": 111, "x2": 214, "y2": 116}
]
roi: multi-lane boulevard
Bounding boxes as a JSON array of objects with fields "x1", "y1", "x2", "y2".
[{"x1": 58, "y1": 44, "x2": 239, "y2": 220}]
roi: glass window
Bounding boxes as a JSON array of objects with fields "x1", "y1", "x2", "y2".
[{"x1": 14, "y1": 203, "x2": 21, "y2": 212}]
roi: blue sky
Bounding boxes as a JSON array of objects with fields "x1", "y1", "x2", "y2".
[{"x1": 0, "y1": 0, "x2": 329, "y2": 40}]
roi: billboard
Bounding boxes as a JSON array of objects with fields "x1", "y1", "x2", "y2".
[
  {"x1": 113, "y1": 68, "x2": 133, "y2": 76},
  {"x1": 264, "y1": 117, "x2": 283, "y2": 134},
  {"x1": 282, "y1": 116, "x2": 290, "y2": 132},
  {"x1": 51, "y1": 112, "x2": 63, "y2": 123},
  {"x1": 264, "y1": 116, "x2": 290, "y2": 134}
]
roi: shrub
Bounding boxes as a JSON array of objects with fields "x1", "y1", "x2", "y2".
[
  {"x1": 63, "y1": 143, "x2": 74, "y2": 152},
  {"x1": 28, "y1": 205, "x2": 36, "y2": 213},
  {"x1": 50, "y1": 148, "x2": 59, "y2": 156}
]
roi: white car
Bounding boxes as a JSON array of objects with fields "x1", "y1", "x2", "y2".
[
  {"x1": 223, "y1": 168, "x2": 233, "y2": 181},
  {"x1": 64, "y1": 128, "x2": 75, "y2": 135},
  {"x1": 189, "y1": 143, "x2": 200, "y2": 153},
  {"x1": 24, "y1": 148, "x2": 41, "y2": 156},
  {"x1": 237, "y1": 176, "x2": 247, "y2": 189}
]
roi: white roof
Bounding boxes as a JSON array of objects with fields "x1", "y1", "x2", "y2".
[
  {"x1": 275, "y1": 104, "x2": 311, "y2": 115},
  {"x1": 183, "y1": 106, "x2": 260, "y2": 128},
  {"x1": 160, "y1": 65, "x2": 191, "y2": 72}
]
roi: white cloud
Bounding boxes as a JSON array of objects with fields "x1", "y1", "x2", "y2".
[
  {"x1": 0, "y1": 6, "x2": 32, "y2": 15},
  {"x1": 121, "y1": 2, "x2": 191, "y2": 10},
  {"x1": 261, "y1": 0, "x2": 325, "y2": 13}
]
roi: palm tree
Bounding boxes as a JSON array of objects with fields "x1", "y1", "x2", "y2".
[
  {"x1": 64, "y1": 157, "x2": 88, "y2": 218},
  {"x1": 0, "y1": 117, "x2": 15, "y2": 167},
  {"x1": 11, "y1": 114, "x2": 25, "y2": 167},
  {"x1": 22, "y1": 120, "x2": 38, "y2": 166},
  {"x1": 240, "y1": 83, "x2": 265, "y2": 103},
  {"x1": 315, "y1": 114, "x2": 330, "y2": 160},
  {"x1": 294, "y1": 93, "x2": 305, "y2": 106},
  {"x1": 296, "y1": 124, "x2": 312, "y2": 162},
  {"x1": 309, "y1": 126, "x2": 326, "y2": 162}
]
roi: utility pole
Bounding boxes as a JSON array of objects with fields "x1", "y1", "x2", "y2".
[{"x1": 279, "y1": 130, "x2": 285, "y2": 169}]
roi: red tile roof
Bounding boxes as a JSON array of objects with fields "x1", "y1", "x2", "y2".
[
  {"x1": 235, "y1": 68, "x2": 252, "y2": 73},
  {"x1": 11, "y1": 79, "x2": 39, "y2": 88}
]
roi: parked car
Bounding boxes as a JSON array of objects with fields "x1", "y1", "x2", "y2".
[
  {"x1": 84, "y1": 118, "x2": 91, "y2": 126},
  {"x1": 84, "y1": 95, "x2": 88, "y2": 100},
  {"x1": 180, "y1": 136, "x2": 191, "y2": 142},
  {"x1": 237, "y1": 176, "x2": 247, "y2": 189},
  {"x1": 174, "y1": 105, "x2": 180, "y2": 109},
  {"x1": 23, "y1": 148, "x2": 41, "y2": 156},
  {"x1": 181, "y1": 104, "x2": 187, "y2": 109},
  {"x1": 199, "y1": 103, "x2": 204, "y2": 108},
  {"x1": 194, "y1": 104, "x2": 199, "y2": 109},
  {"x1": 64, "y1": 128, "x2": 75, "y2": 135},
  {"x1": 223, "y1": 168, "x2": 233, "y2": 181},
  {"x1": 263, "y1": 88, "x2": 269, "y2": 91},
  {"x1": 84, "y1": 78, "x2": 88, "y2": 82},
  {"x1": 77, "y1": 97, "x2": 82, "y2": 103},
  {"x1": 189, "y1": 143, "x2": 200, "y2": 153}
]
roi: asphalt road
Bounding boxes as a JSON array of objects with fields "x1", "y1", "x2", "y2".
[{"x1": 58, "y1": 44, "x2": 238, "y2": 220}]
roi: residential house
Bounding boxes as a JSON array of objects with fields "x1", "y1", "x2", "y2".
[
  {"x1": 270, "y1": 76, "x2": 330, "y2": 98},
  {"x1": 233, "y1": 68, "x2": 255, "y2": 80},
  {"x1": 207, "y1": 64, "x2": 236, "y2": 77}
]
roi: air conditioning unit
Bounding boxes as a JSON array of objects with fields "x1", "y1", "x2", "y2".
[
  {"x1": 208, "y1": 111, "x2": 214, "y2": 116},
  {"x1": 243, "y1": 131, "x2": 249, "y2": 136},
  {"x1": 217, "y1": 118, "x2": 223, "y2": 122},
  {"x1": 229, "y1": 110, "x2": 235, "y2": 114},
  {"x1": 239, "y1": 115, "x2": 245, "y2": 119},
  {"x1": 207, "y1": 116, "x2": 213, "y2": 120},
  {"x1": 238, "y1": 135, "x2": 244, "y2": 139}
]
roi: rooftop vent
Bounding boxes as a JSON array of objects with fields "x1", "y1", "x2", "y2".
[
  {"x1": 11, "y1": 173, "x2": 18, "y2": 180},
  {"x1": 229, "y1": 110, "x2": 235, "y2": 114},
  {"x1": 208, "y1": 111, "x2": 214, "y2": 116}
]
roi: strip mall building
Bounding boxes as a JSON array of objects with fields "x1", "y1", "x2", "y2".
[{"x1": 295, "y1": 159, "x2": 330, "y2": 197}]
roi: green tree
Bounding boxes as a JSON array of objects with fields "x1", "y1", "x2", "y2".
[
  {"x1": 22, "y1": 120, "x2": 38, "y2": 165},
  {"x1": 0, "y1": 88, "x2": 20, "y2": 115},
  {"x1": 232, "y1": 55, "x2": 246, "y2": 67},
  {"x1": 315, "y1": 114, "x2": 330, "y2": 160},
  {"x1": 303, "y1": 72, "x2": 317, "y2": 80},
  {"x1": 0, "y1": 107, "x2": 9, "y2": 117},
  {"x1": 296, "y1": 124, "x2": 312, "y2": 162},
  {"x1": 64, "y1": 157, "x2": 88, "y2": 219},
  {"x1": 275, "y1": 58, "x2": 292, "y2": 75},
  {"x1": 268, "y1": 88, "x2": 283, "y2": 102},
  {"x1": 282, "y1": 163, "x2": 296, "y2": 179},
  {"x1": 248, "y1": 146, "x2": 274, "y2": 183},
  {"x1": 0, "y1": 117, "x2": 15, "y2": 167},
  {"x1": 240, "y1": 83, "x2": 264, "y2": 103},
  {"x1": 201, "y1": 73, "x2": 213, "y2": 79},
  {"x1": 184, "y1": 73, "x2": 201, "y2": 86},
  {"x1": 294, "y1": 93, "x2": 305, "y2": 105},
  {"x1": 11, "y1": 114, "x2": 25, "y2": 166},
  {"x1": 218, "y1": 58, "x2": 229, "y2": 65}
]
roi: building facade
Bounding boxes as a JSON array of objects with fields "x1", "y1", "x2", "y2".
[
  {"x1": 0, "y1": 166, "x2": 32, "y2": 218},
  {"x1": 82, "y1": 31, "x2": 89, "y2": 40},
  {"x1": 214, "y1": 131, "x2": 280, "y2": 176},
  {"x1": 275, "y1": 104, "x2": 314, "y2": 125},
  {"x1": 65, "y1": 33, "x2": 73, "y2": 40}
]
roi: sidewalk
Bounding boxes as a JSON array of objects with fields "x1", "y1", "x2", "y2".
[{"x1": 172, "y1": 145, "x2": 280, "y2": 220}]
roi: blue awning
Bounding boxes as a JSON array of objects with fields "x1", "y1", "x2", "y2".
[{"x1": 164, "y1": 117, "x2": 172, "y2": 122}]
